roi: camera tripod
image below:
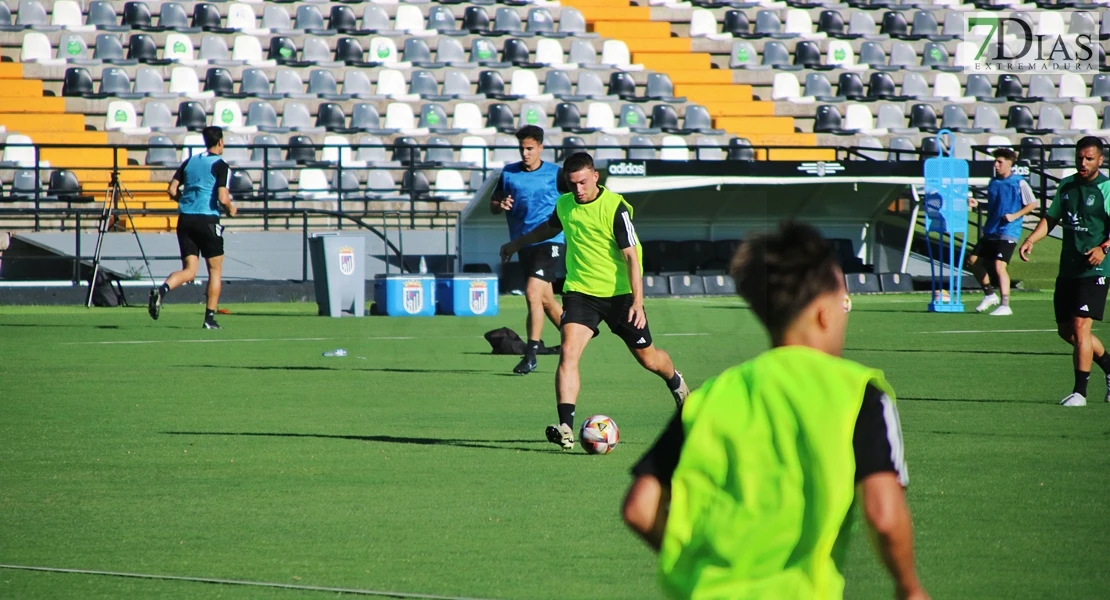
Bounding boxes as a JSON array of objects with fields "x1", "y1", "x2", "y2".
[{"x1": 84, "y1": 169, "x2": 158, "y2": 308}]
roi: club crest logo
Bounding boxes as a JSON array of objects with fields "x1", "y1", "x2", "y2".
[
  {"x1": 338, "y1": 246, "x2": 355, "y2": 276},
  {"x1": 469, "y1": 280, "x2": 489, "y2": 314},
  {"x1": 1086, "y1": 194, "x2": 1096, "y2": 207},
  {"x1": 403, "y1": 281, "x2": 424, "y2": 314}
]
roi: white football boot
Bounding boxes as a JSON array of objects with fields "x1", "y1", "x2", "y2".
[
  {"x1": 1059, "y1": 393, "x2": 1087, "y2": 407},
  {"x1": 975, "y1": 294, "x2": 1001, "y2": 313}
]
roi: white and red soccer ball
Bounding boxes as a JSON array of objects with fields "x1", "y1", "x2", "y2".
[{"x1": 579, "y1": 415, "x2": 619, "y2": 455}]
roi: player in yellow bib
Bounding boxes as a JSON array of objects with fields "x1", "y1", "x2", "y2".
[
  {"x1": 500, "y1": 152, "x2": 689, "y2": 450},
  {"x1": 621, "y1": 223, "x2": 928, "y2": 600}
]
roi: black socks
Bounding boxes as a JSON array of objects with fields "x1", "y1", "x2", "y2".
[
  {"x1": 557, "y1": 403, "x2": 575, "y2": 431},
  {"x1": 205, "y1": 309, "x2": 216, "y2": 321},
  {"x1": 526, "y1": 340, "x2": 540, "y2": 359},
  {"x1": 1074, "y1": 370, "x2": 1090, "y2": 397},
  {"x1": 158, "y1": 283, "x2": 169, "y2": 297},
  {"x1": 1094, "y1": 352, "x2": 1110, "y2": 375},
  {"x1": 666, "y1": 370, "x2": 683, "y2": 392},
  {"x1": 983, "y1": 284, "x2": 995, "y2": 296}
]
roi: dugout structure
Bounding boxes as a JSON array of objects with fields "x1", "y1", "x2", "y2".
[{"x1": 457, "y1": 159, "x2": 993, "y2": 281}]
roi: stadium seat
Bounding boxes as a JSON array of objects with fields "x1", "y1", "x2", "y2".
[
  {"x1": 50, "y1": 0, "x2": 83, "y2": 29},
  {"x1": 62, "y1": 67, "x2": 93, "y2": 96},
  {"x1": 54, "y1": 33, "x2": 86, "y2": 62},
  {"x1": 660, "y1": 136, "x2": 689, "y2": 161},
  {"x1": 996, "y1": 75, "x2": 1024, "y2": 99},
  {"x1": 170, "y1": 66, "x2": 208, "y2": 98},
  {"x1": 846, "y1": 273, "x2": 880, "y2": 294},
  {"x1": 145, "y1": 134, "x2": 178, "y2": 166},
  {"x1": 761, "y1": 42, "x2": 791, "y2": 68},
  {"x1": 351, "y1": 103, "x2": 383, "y2": 132},
  {"x1": 858, "y1": 42, "x2": 885, "y2": 67},
  {"x1": 164, "y1": 33, "x2": 196, "y2": 63},
  {"x1": 519, "y1": 103, "x2": 547, "y2": 129},
  {"x1": 670, "y1": 274, "x2": 706, "y2": 296},
  {"x1": 909, "y1": 104, "x2": 938, "y2": 131},
  {"x1": 502, "y1": 38, "x2": 531, "y2": 65},
  {"x1": 99, "y1": 68, "x2": 131, "y2": 96},
  {"x1": 857, "y1": 136, "x2": 885, "y2": 161},
  {"x1": 104, "y1": 100, "x2": 140, "y2": 132},
  {"x1": 815, "y1": 105, "x2": 844, "y2": 133},
  {"x1": 794, "y1": 42, "x2": 822, "y2": 68},
  {"x1": 754, "y1": 10, "x2": 781, "y2": 36},
  {"x1": 887, "y1": 137, "x2": 916, "y2": 161},
  {"x1": 643, "y1": 275, "x2": 670, "y2": 297},
  {"x1": 88, "y1": 1, "x2": 124, "y2": 30},
  {"x1": 227, "y1": 3, "x2": 256, "y2": 31},
  {"x1": 965, "y1": 75, "x2": 993, "y2": 100},
  {"x1": 878, "y1": 273, "x2": 912, "y2": 293},
  {"x1": 128, "y1": 34, "x2": 160, "y2": 63},
  {"x1": 428, "y1": 6, "x2": 455, "y2": 32},
  {"x1": 122, "y1": 1, "x2": 152, "y2": 28},
  {"x1": 16, "y1": 0, "x2": 48, "y2": 27},
  {"x1": 628, "y1": 136, "x2": 655, "y2": 160},
  {"x1": 204, "y1": 67, "x2": 234, "y2": 96},
  {"x1": 401, "y1": 171, "x2": 431, "y2": 200},
  {"x1": 848, "y1": 10, "x2": 874, "y2": 37},
  {"x1": 728, "y1": 138, "x2": 755, "y2": 161},
  {"x1": 826, "y1": 40, "x2": 855, "y2": 68},
  {"x1": 703, "y1": 273, "x2": 736, "y2": 295},
  {"x1": 730, "y1": 41, "x2": 758, "y2": 69},
  {"x1": 695, "y1": 136, "x2": 725, "y2": 161}
]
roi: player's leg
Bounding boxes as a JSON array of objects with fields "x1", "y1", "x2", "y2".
[
  {"x1": 514, "y1": 274, "x2": 556, "y2": 375},
  {"x1": 973, "y1": 242, "x2": 1000, "y2": 312},
  {"x1": 546, "y1": 292, "x2": 602, "y2": 449},
  {"x1": 199, "y1": 220, "x2": 226, "y2": 329},
  {"x1": 541, "y1": 281, "x2": 563, "y2": 328},
  {"x1": 202, "y1": 255, "x2": 224, "y2": 329},
  {"x1": 606, "y1": 295, "x2": 689, "y2": 406},
  {"x1": 149, "y1": 220, "x2": 200, "y2": 320},
  {"x1": 549, "y1": 323, "x2": 594, "y2": 449},
  {"x1": 989, "y1": 240, "x2": 1019, "y2": 316},
  {"x1": 1078, "y1": 278, "x2": 1110, "y2": 402}
]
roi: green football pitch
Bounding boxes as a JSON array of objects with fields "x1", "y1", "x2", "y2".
[{"x1": 1, "y1": 294, "x2": 1107, "y2": 599}]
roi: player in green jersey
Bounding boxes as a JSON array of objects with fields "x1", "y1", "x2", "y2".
[
  {"x1": 622, "y1": 222, "x2": 927, "y2": 600},
  {"x1": 500, "y1": 152, "x2": 689, "y2": 450},
  {"x1": 1020, "y1": 137, "x2": 1110, "y2": 407}
]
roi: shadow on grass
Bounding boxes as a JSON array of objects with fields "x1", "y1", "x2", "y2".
[
  {"x1": 0, "y1": 323, "x2": 121, "y2": 329},
  {"x1": 899, "y1": 396, "x2": 1048, "y2": 404},
  {"x1": 162, "y1": 430, "x2": 570, "y2": 454},
  {"x1": 186, "y1": 364, "x2": 498, "y2": 375},
  {"x1": 848, "y1": 347, "x2": 1063, "y2": 357}
]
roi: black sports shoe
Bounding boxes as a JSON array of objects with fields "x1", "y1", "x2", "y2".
[
  {"x1": 202, "y1": 319, "x2": 221, "y2": 330},
  {"x1": 147, "y1": 289, "x2": 162, "y2": 320},
  {"x1": 513, "y1": 355, "x2": 538, "y2": 375}
]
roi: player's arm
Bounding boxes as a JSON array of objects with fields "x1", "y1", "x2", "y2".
[
  {"x1": 490, "y1": 174, "x2": 511, "y2": 214},
  {"x1": 1019, "y1": 187, "x2": 1061, "y2": 261},
  {"x1": 622, "y1": 413, "x2": 684, "y2": 551},
  {"x1": 854, "y1": 386, "x2": 927, "y2": 600},
  {"x1": 213, "y1": 161, "x2": 236, "y2": 217},
  {"x1": 167, "y1": 160, "x2": 186, "y2": 202},
  {"x1": 623, "y1": 474, "x2": 669, "y2": 550},
  {"x1": 860, "y1": 474, "x2": 927, "y2": 600},
  {"x1": 613, "y1": 203, "x2": 645, "y2": 328},
  {"x1": 500, "y1": 211, "x2": 562, "y2": 262},
  {"x1": 1007, "y1": 180, "x2": 1038, "y2": 222}
]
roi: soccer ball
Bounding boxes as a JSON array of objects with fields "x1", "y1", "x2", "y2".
[{"x1": 579, "y1": 415, "x2": 619, "y2": 455}]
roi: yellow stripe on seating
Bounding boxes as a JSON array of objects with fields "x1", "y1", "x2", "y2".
[
  {"x1": 676, "y1": 84, "x2": 753, "y2": 103},
  {"x1": 715, "y1": 117, "x2": 796, "y2": 135},
  {"x1": 39, "y1": 147, "x2": 127, "y2": 168},
  {"x1": 665, "y1": 71, "x2": 734, "y2": 84},
  {"x1": 0, "y1": 113, "x2": 83, "y2": 131},
  {"x1": 16, "y1": 131, "x2": 109, "y2": 144},
  {"x1": 0, "y1": 80, "x2": 43, "y2": 97},
  {"x1": 621, "y1": 38, "x2": 691, "y2": 53},
  {"x1": 561, "y1": 0, "x2": 630, "y2": 6},
  {"x1": 636, "y1": 53, "x2": 711, "y2": 71},
  {"x1": 698, "y1": 101, "x2": 774, "y2": 116},
  {"x1": 0, "y1": 97, "x2": 65, "y2": 112},
  {"x1": 576, "y1": 6, "x2": 650, "y2": 21},
  {"x1": 593, "y1": 21, "x2": 672, "y2": 38},
  {"x1": 0, "y1": 63, "x2": 25, "y2": 78}
]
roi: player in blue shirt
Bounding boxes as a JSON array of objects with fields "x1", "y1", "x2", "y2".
[
  {"x1": 148, "y1": 126, "x2": 237, "y2": 330},
  {"x1": 968, "y1": 148, "x2": 1037, "y2": 316},
  {"x1": 491, "y1": 126, "x2": 568, "y2": 375}
]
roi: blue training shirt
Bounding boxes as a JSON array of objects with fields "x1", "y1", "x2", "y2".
[
  {"x1": 173, "y1": 152, "x2": 230, "y2": 216},
  {"x1": 495, "y1": 161, "x2": 565, "y2": 246}
]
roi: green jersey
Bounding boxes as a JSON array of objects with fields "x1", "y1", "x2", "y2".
[
  {"x1": 659, "y1": 346, "x2": 896, "y2": 600},
  {"x1": 1046, "y1": 173, "x2": 1110, "y2": 279},
  {"x1": 553, "y1": 186, "x2": 643, "y2": 298}
]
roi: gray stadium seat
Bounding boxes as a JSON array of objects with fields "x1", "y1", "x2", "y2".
[
  {"x1": 343, "y1": 71, "x2": 372, "y2": 98},
  {"x1": 729, "y1": 41, "x2": 757, "y2": 69},
  {"x1": 494, "y1": 7, "x2": 522, "y2": 34},
  {"x1": 428, "y1": 6, "x2": 455, "y2": 32},
  {"x1": 98, "y1": 67, "x2": 131, "y2": 96},
  {"x1": 294, "y1": 5, "x2": 325, "y2": 31},
  {"x1": 628, "y1": 135, "x2": 655, "y2": 160},
  {"x1": 146, "y1": 134, "x2": 178, "y2": 166},
  {"x1": 527, "y1": 7, "x2": 555, "y2": 35},
  {"x1": 887, "y1": 137, "x2": 916, "y2": 161},
  {"x1": 239, "y1": 68, "x2": 271, "y2": 97}
]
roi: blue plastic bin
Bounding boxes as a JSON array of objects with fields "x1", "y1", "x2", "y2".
[
  {"x1": 436, "y1": 275, "x2": 499, "y2": 316},
  {"x1": 373, "y1": 274, "x2": 436, "y2": 317}
]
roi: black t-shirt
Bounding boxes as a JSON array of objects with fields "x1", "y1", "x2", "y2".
[
  {"x1": 632, "y1": 383, "x2": 908, "y2": 486},
  {"x1": 172, "y1": 157, "x2": 230, "y2": 189},
  {"x1": 546, "y1": 192, "x2": 638, "y2": 250}
]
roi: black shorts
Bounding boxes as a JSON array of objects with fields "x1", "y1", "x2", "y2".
[
  {"x1": 974, "y1": 238, "x2": 1017, "y2": 264},
  {"x1": 562, "y1": 291, "x2": 653, "y2": 349},
  {"x1": 518, "y1": 242, "x2": 565, "y2": 283},
  {"x1": 1054, "y1": 276, "x2": 1109, "y2": 322},
  {"x1": 176, "y1": 213, "x2": 224, "y2": 259}
]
